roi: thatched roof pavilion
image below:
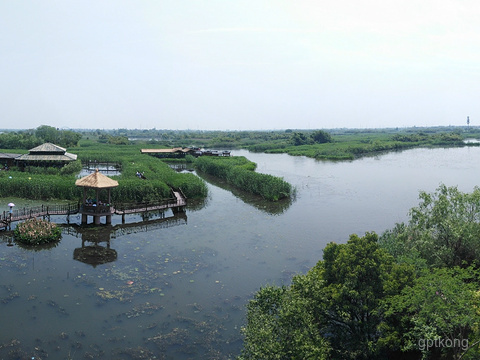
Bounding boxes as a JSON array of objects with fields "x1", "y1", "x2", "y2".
[
  {"x1": 16, "y1": 143, "x2": 77, "y2": 167},
  {"x1": 75, "y1": 169, "x2": 119, "y2": 224},
  {"x1": 75, "y1": 168, "x2": 119, "y2": 189}
]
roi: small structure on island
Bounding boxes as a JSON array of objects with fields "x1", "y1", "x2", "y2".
[
  {"x1": 16, "y1": 143, "x2": 77, "y2": 168},
  {"x1": 75, "y1": 169, "x2": 119, "y2": 225}
]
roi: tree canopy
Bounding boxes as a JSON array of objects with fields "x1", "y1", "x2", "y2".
[{"x1": 240, "y1": 185, "x2": 480, "y2": 360}]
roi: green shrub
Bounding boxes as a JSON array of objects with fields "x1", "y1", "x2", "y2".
[{"x1": 14, "y1": 218, "x2": 62, "y2": 245}]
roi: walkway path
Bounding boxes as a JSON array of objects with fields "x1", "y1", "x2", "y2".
[{"x1": 0, "y1": 189, "x2": 187, "y2": 230}]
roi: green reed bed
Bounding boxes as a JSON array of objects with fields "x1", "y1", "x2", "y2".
[
  {"x1": 0, "y1": 171, "x2": 82, "y2": 200},
  {"x1": 194, "y1": 156, "x2": 292, "y2": 201},
  {"x1": 0, "y1": 142, "x2": 208, "y2": 202}
]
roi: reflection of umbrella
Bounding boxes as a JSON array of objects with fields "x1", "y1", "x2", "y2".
[{"x1": 7, "y1": 203, "x2": 15, "y2": 207}]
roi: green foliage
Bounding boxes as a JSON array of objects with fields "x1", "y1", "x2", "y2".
[
  {"x1": 14, "y1": 218, "x2": 62, "y2": 245},
  {"x1": 106, "y1": 135, "x2": 130, "y2": 145},
  {"x1": 290, "y1": 132, "x2": 310, "y2": 146},
  {"x1": 195, "y1": 156, "x2": 292, "y2": 201},
  {"x1": 34, "y1": 125, "x2": 82, "y2": 147},
  {"x1": 240, "y1": 233, "x2": 412, "y2": 360},
  {"x1": 0, "y1": 140, "x2": 207, "y2": 201},
  {"x1": 0, "y1": 172, "x2": 82, "y2": 200},
  {"x1": 380, "y1": 184, "x2": 480, "y2": 268},
  {"x1": 0, "y1": 126, "x2": 81, "y2": 149},
  {"x1": 60, "y1": 160, "x2": 83, "y2": 176},
  {"x1": 311, "y1": 130, "x2": 333, "y2": 144},
  {"x1": 383, "y1": 266, "x2": 480, "y2": 360},
  {"x1": 239, "y1": 285, "x2": 331, "y2": 360}
]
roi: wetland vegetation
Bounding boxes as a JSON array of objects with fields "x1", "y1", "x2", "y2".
[
  {"x1": 240, "y1": 185, "x2": 480, "y2": 360},
  {"x1": 1, "y1": 126, "x2": 480, "y2": 359}
]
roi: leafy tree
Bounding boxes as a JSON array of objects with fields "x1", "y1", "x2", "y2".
[
  {"x1": 239, "y1": 233, "x2": 413, "y2": 360},
  {"x1": 380, "y1": 184, "x2": 480, "y2": 268},
  {"x1": 35, "y1": 125, "x2": 59, "y2": 143},
  {"x1": 239, "y1": 285, "x2": 331, "y2": 360},
  {"x1": 107, "y1": 135, "x2": 130, "y2": 145},
  {"x1": 311, "y1": 130, "x2": 333, "y2": 144},
  {"x1": 383, "y1": 266, "x2": 480, "y2": 360},
  {"x1": 320, "y1": 233, "x2": 414, "y2": 359},
  {"x1": 290, "y1": 132, "x2": 310, "y2": 146}
]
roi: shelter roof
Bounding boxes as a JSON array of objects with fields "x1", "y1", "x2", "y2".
[
  {"x1": 75, "y1": 169, "x2": 119, "y2": 189},
  {"x1": 29, "y1": 143, "x2": 67, "y2": 154},
  {"x1": 0, "y1": 153, "x2": 22, "y2": 159},
  {"x1": 16, "y1": 153, "x2": 77, "y2": 161},
  {"x1": 16, "y1": 142, "x2": 77, "y2": 162}
]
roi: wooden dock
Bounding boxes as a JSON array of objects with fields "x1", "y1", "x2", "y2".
[{"x1": 0, "y1": 189, "x2": 187, "y2": 229}]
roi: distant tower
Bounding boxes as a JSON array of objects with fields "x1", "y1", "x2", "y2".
[{"x1": 467, "y1": 116, "x2": 470, "y2": 127}]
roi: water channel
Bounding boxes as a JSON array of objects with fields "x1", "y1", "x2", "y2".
[{"x1": 0, "y1": 146, "x2": 479, "y2": 359}]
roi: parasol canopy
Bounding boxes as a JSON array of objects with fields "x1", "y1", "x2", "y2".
[{"x1": 7, "y1": 203, "x2": 15, "y2": 207}]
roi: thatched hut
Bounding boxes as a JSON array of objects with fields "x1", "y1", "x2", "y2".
[
  {"x1": 16, "y1": 143, "x2": 77, "y2": 168},
  {"x1": 75, "y1": 169, "x2": 119, "y2": 225}
]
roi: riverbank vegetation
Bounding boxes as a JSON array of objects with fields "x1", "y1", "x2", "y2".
[
  {"x1": 67, "y1": 125, "x2": 480, "y2": 161},
  {"x1": 239, "y1": 185, "x2": 480, "y2": 360},
  {"x1": 195, "y1": 156, "x2": 292, "y2": 201}
]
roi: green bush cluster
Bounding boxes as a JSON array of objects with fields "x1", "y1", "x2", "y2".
[
  {"x1": 14, "y1": 218, "x2": 62, "y2": 245},
  {"x1": 195, "y1": 156, "x2": 291, "y2": 201},
  {"x1": 240, "y1": 185, "x2": 480, "y2": 360}
]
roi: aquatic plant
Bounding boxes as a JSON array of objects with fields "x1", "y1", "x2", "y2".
[
  {"x1": 195, "y1": 156, "x2": 292, "y2": 201},
  {"x1": 14, "y1": 217, "x2": 62, "y2": 245}
]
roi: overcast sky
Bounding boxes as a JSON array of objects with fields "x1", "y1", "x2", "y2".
[{"x1": 1, "y1": 1, "x2": 479, "y2": 130}]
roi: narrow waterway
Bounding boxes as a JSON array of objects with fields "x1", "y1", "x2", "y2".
[{"x1": 0, "y1": 146, "x2": 479, "y2": 359}]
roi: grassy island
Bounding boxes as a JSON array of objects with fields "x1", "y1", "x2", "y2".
[{"x1": 194, "y1": 156, "x2": 292, "y2": 201}]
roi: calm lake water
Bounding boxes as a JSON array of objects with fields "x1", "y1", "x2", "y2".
[{"x1": 1, "y1": 147, "x2": 480, "y2": 359}]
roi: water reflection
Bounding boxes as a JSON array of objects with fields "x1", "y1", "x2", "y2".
[
  {"x1": 3, "y1": 147, "x2": 480, "y2": 359},
  {"x1": 68, "y1": 212, "x2": 188, "y2": 267},
  {"x1": 73, "y1": 238, "x2": 117, "y2": 268}
]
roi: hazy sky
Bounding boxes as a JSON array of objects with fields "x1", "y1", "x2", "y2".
[{"x1": 2, "y1": 1, "x2": 479, "y2": 130}]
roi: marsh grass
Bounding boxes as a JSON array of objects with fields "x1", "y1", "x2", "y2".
[{"x1": 195, "y1": 156, "x2": 292, "y2": 201}]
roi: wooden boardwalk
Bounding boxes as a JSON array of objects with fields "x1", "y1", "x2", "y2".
[
  {"x1": 113, "y1": 189, "x2": 187, "y2": 216},
  {"x1": 0, "y1": 189, "x2": 187, "y2": 229}
]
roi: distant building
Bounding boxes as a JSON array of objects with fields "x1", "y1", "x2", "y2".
[
  {"x1": 140, "y1": 147, "x2": 230, "y2": 158},
  {"x1": 16, "y1": 143, "x2": 77, "y2": 168},
  {"x1": 0, "y1": 153, "x2": 21, "y2": 169},
  {"x1": 140, "y1": 147, "x2": 195, "y2": 158}
]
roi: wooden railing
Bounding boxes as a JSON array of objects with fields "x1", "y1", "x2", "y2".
[
  {"x1": 0, "y1": 188, "x2": 187, "y2": 227},
  {"x1": 1, "y1": 203, "x2": 80, "y2": 223}
]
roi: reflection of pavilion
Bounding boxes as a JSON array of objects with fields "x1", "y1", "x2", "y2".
[
  {"x1": 73, "y1": 242, "x2": 117, "y2": 267},
  {"x1": 73, "y1": 224, "x2": 117, "y2": 267},
  {"x1": 68, "y1": 211, "x2": 187, "y2": 267}
]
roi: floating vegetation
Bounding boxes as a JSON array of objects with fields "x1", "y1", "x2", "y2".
[
  {"x1": 147, "y1": 328, "x2": 188, "y2": 350},
  {"x1": 46, "y1": 300, "x2": 69, "y2": 317},
  {"x1": 112, "y1": 346, "x2": 157, "y2": 360},
  {"x1": 122, "y1": 302, "x2": 164, "y2": 319},
  {"x1": 0, "y1": 284, "x2": 19, "y2": 304},
  {"x1": 14, "y1": 217, "x2": 62, "y2": 246}
]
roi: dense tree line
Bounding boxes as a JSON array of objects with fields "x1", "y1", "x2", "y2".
[
  {"x1": 0, "y1": 125, "x2": 82, "y2": 149},
  {"x1": 239, "y1": 185, "x2": 480, "y2": 360}
]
